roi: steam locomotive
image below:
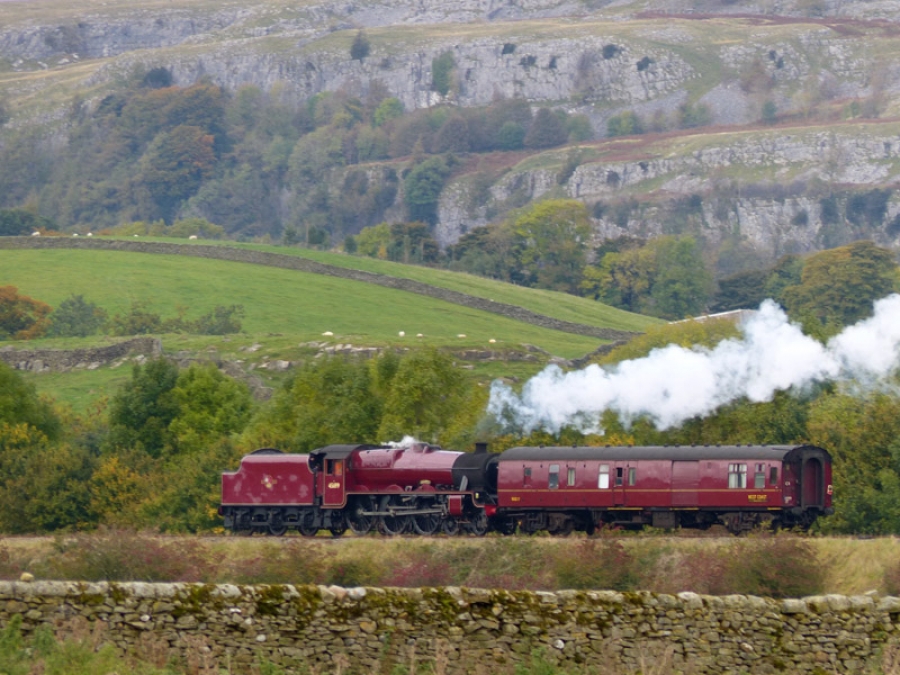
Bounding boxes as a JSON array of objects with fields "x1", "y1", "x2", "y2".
[{"x1": 219, "y1": 442, "x2": 833, "y2": 536}]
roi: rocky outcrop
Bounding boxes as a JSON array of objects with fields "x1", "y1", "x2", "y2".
[{"x1": 1, "y1": 581, "x2": 899, "y2": 674}]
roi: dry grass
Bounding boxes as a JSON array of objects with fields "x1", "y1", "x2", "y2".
[{"x1": 2, "y1": 533, "x2": 899, "y2": 597}]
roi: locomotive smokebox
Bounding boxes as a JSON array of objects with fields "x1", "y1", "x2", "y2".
[{"x1": 452, "y1": 449, "x2": 499, "y2": 492}]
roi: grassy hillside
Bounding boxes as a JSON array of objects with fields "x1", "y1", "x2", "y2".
[{"x1": 3, "y1": 244, "x2": 658, "y2": 410}]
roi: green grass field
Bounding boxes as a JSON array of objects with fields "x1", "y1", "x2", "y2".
[{"x1": 3, "y1": 245, "x2": 657, "y2": 410}]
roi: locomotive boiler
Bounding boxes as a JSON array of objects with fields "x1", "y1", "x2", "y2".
[{"x1": 220, "y1": 442, "x2": 832, "y2": 536}]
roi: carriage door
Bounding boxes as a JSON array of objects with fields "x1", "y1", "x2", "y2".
[
  {"x1": 324, "y1": 458, "x2": 346, "y2": 507},
  {"x1": 672, "y1": 461, "x2": 699, "y2": 507},
  {"x1": 802, "y1": 458, "x2": 823, "y2": 508},
  {"x1": 613, "y1": 463, "x2": 629, "y2": 505}
]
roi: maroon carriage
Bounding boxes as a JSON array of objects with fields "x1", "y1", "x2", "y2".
[{"x1": 494, "y1": 444, "x2": 833, "y2": 534}]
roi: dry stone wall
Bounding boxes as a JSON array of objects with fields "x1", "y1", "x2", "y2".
[
  {"x1": 1, "y1": 580, "x2": 898, "y2": 674},
  {"x1": 0, "y1": 337, "x2": 161, "y2": 373}
]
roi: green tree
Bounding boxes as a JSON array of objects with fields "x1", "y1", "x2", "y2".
[
  {"x1": 524, "y1": 108, "x2": 568, "y2": 149},
  {"x1": 404, "y1": 156, "x2": 451, "y2": 225},
  {"x1": 107, "y1": 358, "x2": 180, "y2": 456},
  {"x1": 511, "y1": 199, "x2": 591, "y2": 293},
  {"x1": 0, "y1": 286, "x2": 52, "y2": 340},
  {"x1": 781, "y1": 241, "x2": 897, "y2": 326},
  {"x1": 0, "y1": 362, "x2": 61, "y2": 439},
  {"x1": 167, "y1": 364, "x2": 254, "y2": 455},
  {"x1": 606, "y1": 111, "x2": 644, "y2": 137},
  {"x1": 251, "y1": 357, "x2": 383, "y2": 452},
  {"x1": 47, "y1": 295, "x2": 108, "y2": 338},
  {"x1": 0, "y1": 208, "x2": 55, "y2": 236},
  {"x1": 377, "y1": 349, "x2": 473, "y2": 444},
  {"x1": 107, "y1": 301, "x2": 163, "y2": 336},
  {"x1": 356, "y1": 222, "x2": 392, "y2": 258},
  {"x1": 431, "y1": 51, "x2": 456, "y2": 97},
  {"x1": 650, "y1": 236, "x2": 713, "y2": 319},
  {"x1": 373, "y1": 97, "x2": 404, "y2": 127},
  {"x1": 350, "y1": 30, "x2": 371, "y2": 60}
]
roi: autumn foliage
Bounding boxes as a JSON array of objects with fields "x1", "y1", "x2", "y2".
[{"x1": 0, "y1": 285, "x2": 51, "y2": 340}]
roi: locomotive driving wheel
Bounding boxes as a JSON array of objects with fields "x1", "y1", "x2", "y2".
[
  {"x1": 441, "y1": 516, "x2": 460, "y2": 535},
  {"x1": 413, "y1": 511, "x2": 441, "y2": 535},
  {"x1": 347, "y1": 497, "x2": 375, "y2": 535},
  {"x1": 379, "y1": 513, "x2": 411, "y2": 536},
  {"x1": 464, "y1": 511, "x2": 489, "y2": 536}
]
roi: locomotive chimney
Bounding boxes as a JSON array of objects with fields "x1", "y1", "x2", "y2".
[{"x1": 474, "y1": 442, "x2": 488, "y2": 454}]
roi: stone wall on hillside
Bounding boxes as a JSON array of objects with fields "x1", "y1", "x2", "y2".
[
  {"x1": 1, "y1": 581, "x2": 898, "y2": 674},
  {"x1": 0, "y1": 237, "x2": 639, "y2": 342},
  {"x1": 0, "y1": 337, "x2": 161, "y2": 372}
]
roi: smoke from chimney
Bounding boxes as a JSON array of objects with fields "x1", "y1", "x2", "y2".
[{"x1": 487, "y1": 295, "x2": 900, "y2": 434}]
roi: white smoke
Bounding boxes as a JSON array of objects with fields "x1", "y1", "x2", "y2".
[{"x1": 487, "y1": 295, "x2": 900, "y2": 433}]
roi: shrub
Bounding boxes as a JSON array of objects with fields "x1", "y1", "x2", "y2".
[
  {"x1": 38, "y1": 529, "x2": 214, "y2": 582},
  {"x1": 883, "y1": 558, "x2": 900, "y2": 595},
  {"x1": 222, "y1": 540, "x2": 331, "y2": 585},
  {"x1": 191, "y1": 304, "x2": 243, "y2": 335},
  {"x1": 725, "y1": 535, "x2": 825, "y2": 598},
  {"x1": 554, "y1": 538, "x2": 638, "y2": 591},
  {"x1": 431, "y1": 51, "x2": 456, "y2": 96},
  {"x1": 47, "y1": 295, "x2": 107, "y2": 338},
  {"x1": 350, "y1": 31, "x2": 370, "y2": 60}
]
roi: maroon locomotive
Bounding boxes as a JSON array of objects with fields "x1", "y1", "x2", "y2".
[{"x1": 220, "y1": 442, "x2": 832, "y2": 536}]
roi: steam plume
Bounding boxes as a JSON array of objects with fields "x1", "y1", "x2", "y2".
[{"x1": 487, "y1": 295, "x2": 900, "y2": 433}]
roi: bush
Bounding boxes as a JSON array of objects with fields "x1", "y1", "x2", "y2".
[
  {"x1": 884, "y1": 559, "x2": 900, "y2": 594},
  {"x1": 725, "y1": 535, "x2": 825, "y2": 598},
  {"x1": 38, "y1": 529, "x2": 214, "y2": 582},
  {"x1": 47, "y1": 295, "x2": 107, "y2": 338},
  {"x1": 191, "y1": 304, "x2": 243, "y2": 335},
  {"x1": 554, "y1": 538, "x2": 638, "y2": 591},
  {"x1": 221, "y1": 540, "x2": 331, "y2": 585},
  {"x1": 350, "y1": 31, "x2": 370, "y2": 60},
  {"x1": 431, "y1": 51, "x2": 456, "y2": 96}
]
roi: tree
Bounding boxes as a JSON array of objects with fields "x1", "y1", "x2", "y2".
[
  {"x1": 0, "y1": 286, "x2": 52, "y2": 340},
  {"x1": 606, "y1": 111, "x2": 644, "y2": 137},
  {"x1": 511, "y1": 199, "x2": 592, "y2": 294},
  {"x1": 47, "y1": 295, "x2": 108, "y2": 338},
  {"x1": 0, "y1": 362, "x2": 61, "y2": 440},
  {"x1": 377, "y1": 349, "x2": 473, "y2": 444},
  {"x1": 431, "y1": 52, "x2": 456, "y2": 97},
  {"x1": 0, "y1": 208, "x2": 55, "y2": 236},
  {"x1": 167, "y1": 364, "x2": 254, "y2": 455},
  {"x1": 136, "y1": 125, "x2": 216, "y2": 221},
  {"x1": 107, "y1": 358, "x2": 180, "y2": 456},
  {"x1": 350, "y1": 31, "x2": 371, "y2": 60},
  {"x1": 781, "y1": 241, "x2": 897, "y2": 326},
  {"x1": 356, "y1": 222, "x2": 392, "y2": 258},
  {"x1": 404, "y1": 156, "x2": 451, "y2": 225},
  {"x1": 524, "y1": 108, "x2": 568, "y2": 149},
  {"x1": 650, "y1": 236, "x2": 713, "y2": 319}
]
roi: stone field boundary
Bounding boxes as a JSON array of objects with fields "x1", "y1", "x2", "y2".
[{"x1": 1, "y1": 580, "x2": 899, "y2": 674}]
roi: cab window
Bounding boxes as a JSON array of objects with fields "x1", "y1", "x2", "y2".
[{"x1": 327, "y1": 459, "x2": 343, "y2": 476}]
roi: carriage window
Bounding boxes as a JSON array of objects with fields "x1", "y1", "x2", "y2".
[
  {"x1": 728, "y1": 463, "x2": 747, "y2": 488},
  {"x1": 549, "y1": 464, "x2": 559, "y2": 490},
  {"x1": 770, "y1": 467, "x2": 778, "y2": 485},
  {"x1": 567, "y1": 467, "x2": 576, "y2": 487},
  {"x1": 615, "y1": 467, "x2": 624, "y2": 487},
  {"x1": 628, "y1": 467, "x2": 637, "y2": 486},
  {"x1": 598, "y1": 465, "x2": 610, "y2": 489},
  {"x1": 754, "y1": 463, "x2": 766, "y2": 489},
  {"x1": 524, "y1": 467, "x2": 532, "y2": 478}
]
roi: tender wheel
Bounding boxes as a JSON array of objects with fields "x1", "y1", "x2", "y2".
[
  {"x1": 348, "y1": 498, "x2": 375, "y2": 535},
  {"x1": 495, "y1": 517, "x2": 517, "y2": 535},
  {"x1": 379, "y1": 514, "x2": 411, "y2": 536},
  {"x1": 268, "y1": 512, "x2": 288, "y2": 536},
  {"x1": 413, "y1": 511, "x2": 441, "y2": 535},
  {"x1": 297, "y1": 510, "x2": 318, "y2": 537},
  {"x1": 441, "y1": 517, "x2": 460, "y2": 536}
]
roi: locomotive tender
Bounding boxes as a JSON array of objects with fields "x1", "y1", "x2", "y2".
[{"x1": 220, "y1": 442, "x2": 833, "y2": 536}]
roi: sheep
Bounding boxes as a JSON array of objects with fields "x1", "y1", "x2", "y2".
[
  {"x1": 322, "y1": 331, "x2": 334, "y2": 337},
  {"x1": 31, "y1": 231, "x2": 40, "y2": 236},
  {"x1": 189, "y1": 235, "x2": 198, "y2": 240},
  {"x1": 457, "y1": 334, "x2": 467, "y2": 338},
  {"x1": 398, "y1": 331, "x2": 405, "y2": 337}
]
